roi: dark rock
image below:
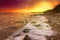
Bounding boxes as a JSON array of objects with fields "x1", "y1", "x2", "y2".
[
  {"x1": 44, "y1": 4, "x2": 60, "y2": 13},
  {"x1": 23, "y1": 29, "x2": 30, "y2": 33},
  {"x1": 53, "y1": 4, "x2": 60, "y2": 13},
  {"x1": 23, "y1": 35, "x2": 31, "y2": 40}
]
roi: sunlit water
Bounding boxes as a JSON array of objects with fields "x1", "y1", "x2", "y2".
[
  {"x1": 6, "y1": 15, "x2": 56, "y2": 40},
  {"x1": 0, "y1": 13, "x2": 31, "y2": 40}
]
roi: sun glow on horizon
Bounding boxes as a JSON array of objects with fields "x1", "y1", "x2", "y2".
[
  {"x1": 0, "y1": 1, "x2": 56, "y2": 13},
  {"x1": 17, "y1": 1, "x2": 54, "y2": 12},
  {"x1": 31, "y1": 1, "x2": 54, "y2": 12}
]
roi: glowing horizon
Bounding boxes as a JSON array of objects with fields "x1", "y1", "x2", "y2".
[{"x1": 0, "y1": 1, "x2": 58, "y2": 13}]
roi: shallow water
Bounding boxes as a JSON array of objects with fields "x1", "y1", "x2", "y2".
[
  {"x1": 6, "y1": 15, "x2": 56, "y2": 40},
  {"x1": 0, "y1": 13, "x2": 60, "y2": 40},
  {"x1": 0, "y1": 13, "x2": 31, "y2": 40}
]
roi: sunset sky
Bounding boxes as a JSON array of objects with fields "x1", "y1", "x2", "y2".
[{"x1": 0, "y1": 0, "x2": 60, "y2": 12}]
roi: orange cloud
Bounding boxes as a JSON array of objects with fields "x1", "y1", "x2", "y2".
[{"x1": 0, "y1": 1, "x2": 59, "y2": 13}]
